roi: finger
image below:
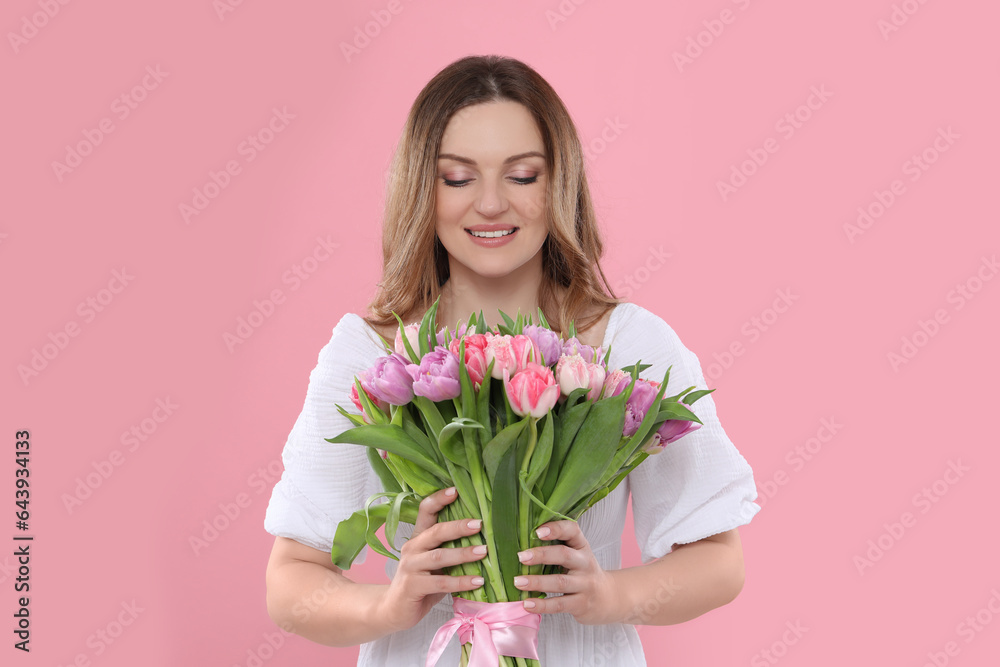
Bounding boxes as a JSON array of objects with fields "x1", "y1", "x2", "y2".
[
  {"x1": 413, "y1": 487, "x2": 459, "y2": 534},
  {"x1": 517, "y1": 543, "x2": 586, "y2": 570},
  {"x1": 534, "y1": 520, "x2": 588, "y2": 550},
  {"x1": 420, "y1": 573, "x2": 487, "y2": 597},
  {"x1": 408, "y1": 516, "x2": 483, "y2": 553},
  {"x1": 522, "y1": 593, "x2": 572, "y2": 615},
  {"x1": 405, "y1": 542, "x2": 489, "y2": 574},
  {"x1": 513, "y1": 571, "x2": 577, "y2": 595}
]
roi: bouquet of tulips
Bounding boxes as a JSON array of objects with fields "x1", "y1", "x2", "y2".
[{"x1": 327, "y1": 297, "x2": 712, "y2": 667}]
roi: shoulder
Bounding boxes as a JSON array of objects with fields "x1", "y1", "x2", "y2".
[
  {"x1": 606, "y1": 302, "x2": 691, "y2": 369},
  {"x1": 612, "y1": 301, "x2": 680, "y2": 342},
  {"x1": 316, "y1": 313, "x2": 390, "y2": 371}
]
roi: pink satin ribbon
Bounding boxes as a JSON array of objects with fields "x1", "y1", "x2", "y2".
[{"x1": 425, "y1": 597, "x2": 541, "y2": 667}]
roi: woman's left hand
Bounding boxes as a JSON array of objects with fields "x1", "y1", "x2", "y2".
[{"x1": 512, "y1": 520, "x2": 620, "y2": 625}]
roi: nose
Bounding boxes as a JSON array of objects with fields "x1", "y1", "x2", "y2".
[{"x1": 473, "y1": 177, "x2": 509, "y2": 217}]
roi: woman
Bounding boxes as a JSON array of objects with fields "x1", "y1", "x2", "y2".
[{"x1": 263, "y1": 54, "x2": 759, "y2": 666}]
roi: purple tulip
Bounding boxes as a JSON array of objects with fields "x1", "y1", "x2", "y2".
[
  {"x1": 562, "y1": 336, "x2": 605, "y2": 367},
  {"x1": 522, "y1": 324, "x2": 562, "y2": 367},
  {"x1": 405, "y1": 346, "x2": 461, "y2": 401},
  {"x1": 622, "y1": 380, "x2": 659, "y2": 437},
  {"x1": 643, "y1": 419, "x2": 702, "y2": 455},
  {"x1": 656, "y1": 418, "x2": 701, "y2": 445},
  {"x1": 436, "y1": 321, "x2": 477, "y2": 348},
  {"x1": 367, "y1": 352, "x2": 416, "y2": 406}
]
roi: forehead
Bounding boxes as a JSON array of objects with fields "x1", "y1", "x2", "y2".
[{"x1": 439, "y1": 101, "x2": 544, "y2": 157}]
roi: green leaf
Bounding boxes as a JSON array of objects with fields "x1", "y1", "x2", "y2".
[
  {"x1": 399, "y1": 404, "x2": 438, "y2": 460},
  {"x1": 351, "y1": 376, "x2": 387, "y2": 425},
  {"x1": 656, "y1": 401, "x2": 703, "y2": 425},
  {"x1": 541, "y1": 390, "x2": 629, "y2": 522},
  {"x1": 519, "y1": 470, "x2": 572, "y2": 522},
  {"x1": 482, "y1": 417, "x2": 529, "y2": 487},
  {"x1": 441, "y1": 417, "x2": 483, "y2": 438},
  {"x1": 440, "y1": 417, "x2": 483, "y2": 469},
  {"x1": 476, "y1": 360, "x2": 495, "y2": 447},
  {"x1": 618, "y1": 361, "x2": 652, "y2": 376},
  {"x1": 330, "y1": 493, "x2": 417, "y2": 569},
  {"x1": 411, "y1": 395, "x2": 447, "y2": 442},
  {"x1": 416, "y1": 296, "x2": 441, "y2": 359},
  {"x1": 524, "y1": 412, "x2": 554, "y2": 490},
  {"x1": 335, "y1": 403, "x2": 368, "y2": 428},
  {"x1": 391, "y1": 311, "x2": 420, "y2": 364},
  {"x1": 385, "y1": 490, "x2": 416, "y2": 552},
  {"x1": 535, "y1": 306, "x2": 549, "y2": 329},
  {"x1": 559, "y1": 387, "x2": 591, "y2": 415},
  {"x1": 492, "y1": 441, "x2": 521, "y2": 602},
  {"x1": 387, "y1": 453, "x2": 441, "y2": 497},
  {"x1": 498, "y1": 308, "x2": 516, "y2": 330},
  {"x1": 540, "y1": 400, "x2": 592, "y2": 499},
  {"x1": 366, "y1": 447, "x2": 402, "y2": 493},
  {"x1": 682, "y1": 388, "x2": 716, "y2": 405},
  {"x1": 325, "y1": 424, "x2": 449, "y2": 480}
]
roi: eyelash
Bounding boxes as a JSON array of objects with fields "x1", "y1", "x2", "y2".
[{"x1": 442, "y1": 176, "x2": 538, "y2": 188}]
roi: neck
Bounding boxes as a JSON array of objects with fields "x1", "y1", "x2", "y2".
[{"x1": 437, "y1": 256, "x2": 549, "y2": 331}]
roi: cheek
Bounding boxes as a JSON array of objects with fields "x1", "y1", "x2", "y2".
[
  {"x1": 518, "y1": 192, "x2": 547, "y2": 222},
  {"x1": 435, "y1": 189, "x2": 467, "y2": 222}
]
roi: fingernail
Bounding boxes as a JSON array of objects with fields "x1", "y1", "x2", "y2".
[
  {"x1": 517, "y1": 550, "x2": 533, "y2": 562},
  {"x1": 523, "y1": 599, "x2": 536, "y2": 609},
  {"x1": 467, "y1": 519, "x2": 482, "y2": 530},
  {"x1": 513, "y1": 576, "x2": 528, "y2": 587},
  {"x1": 535, "y1": 527, "x2": 551, "y2": 539},
  {"x1": 444, "y1": 487, "x2": 457, "y2": 496},
  {"x1": 473, "y1": 545, "x2": 487, "y2": 555},
  {"x1": 471, "y1": 576, "x2": 484, "y2": 586}
]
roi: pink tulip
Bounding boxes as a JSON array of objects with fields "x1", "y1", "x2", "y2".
[
  {"x1": 349, "y1": 367, "x2": 389, "y2": 424},
  {"x1": 448, "y1": 333, "x2": 489, "y2": 389},
  {"x1": 555, "y1": 353, "x2": 607, "y2": 401},
  {"x1": 602, "y1": 368, "x2": 632, "y2": 398},
  {"x1": 484, "y1": 333, "x2": 537, "y2": 380},
  {"x1": 394, "y1": 322, "x2": 422, "y2": 362},
  {"x1": 503, "y1": 362, "x2": 560, "y2": 418}
]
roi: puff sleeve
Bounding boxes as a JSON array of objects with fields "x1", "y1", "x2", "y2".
[
  {"x1": 617, "y1": 304, "x2": 760, "y2": 564},
  {"x1": 263, "y1": 314, "x2": 384, "y2": 561}
]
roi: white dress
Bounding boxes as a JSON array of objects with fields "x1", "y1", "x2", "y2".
[{"x1": 264, "y1": 301, "x2": 761, "y2": 666}]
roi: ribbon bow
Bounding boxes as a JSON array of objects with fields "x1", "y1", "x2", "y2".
[{"x1": 425, "y1": 597, "x2": 541, "y2": 667}]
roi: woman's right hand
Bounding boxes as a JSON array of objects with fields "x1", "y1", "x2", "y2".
[{"x1": 377, "y1": 486, "x2": 488, "y2": 633}]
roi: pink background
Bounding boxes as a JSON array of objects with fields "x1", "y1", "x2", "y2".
[{"x1": 3, "y1": 1, "x2": 999, "y2": 665}]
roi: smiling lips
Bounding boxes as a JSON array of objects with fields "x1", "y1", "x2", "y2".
[{"x1": 465, "y1": 224, "x2": 519, "y2": 239}]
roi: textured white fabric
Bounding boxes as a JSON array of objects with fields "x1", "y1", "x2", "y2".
[{"x1": 264, "y1": 301, "x2": 760, "y2": 666}]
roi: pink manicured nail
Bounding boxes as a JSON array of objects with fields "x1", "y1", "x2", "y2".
[
  {"x1": 523, "y1": 599, "x2": 536, "y2": 609},
  {"x1": 467, "y1": 519, "x2": 482, "y2": 530},
  {"x1": 517, "y1": 550, "x2": 533, "y2": 562},
  {"x1": 513, "y1": 576, "x2": 528, "y2": 587},
  {"x1": 471, "y1": 577, "x2": 485, "y2": 586},
  {"x1": 444, "y1": 487, "x2": 457, "y2": 496},
  {"x1": 535, "y1": 527, "x2": 551, "y2": 539}
]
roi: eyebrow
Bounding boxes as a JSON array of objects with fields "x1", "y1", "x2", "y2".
[{"x1": 437, "y1": 151, "x2": 545, "y2": 166}]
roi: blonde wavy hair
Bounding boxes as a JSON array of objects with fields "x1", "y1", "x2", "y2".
[{"x1": 363, "y1": 54, "x2": 620, "y2": 340}]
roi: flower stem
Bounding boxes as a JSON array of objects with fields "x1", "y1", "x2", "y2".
[{"x1": 519, "y1": 417, "x2": 538, "y2": 595}]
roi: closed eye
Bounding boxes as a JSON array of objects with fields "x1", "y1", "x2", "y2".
[{"x1": 442, "y1": 176, "x2": 539, "y2": 188}]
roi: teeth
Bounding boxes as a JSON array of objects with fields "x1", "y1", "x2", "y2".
[{"x1": 469, "y1": 228, "x2": 516, "y2": 238}]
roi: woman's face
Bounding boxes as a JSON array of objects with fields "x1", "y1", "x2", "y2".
[{"x1": 435, "y1": 100, "x2": 548, "y2": 282}]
